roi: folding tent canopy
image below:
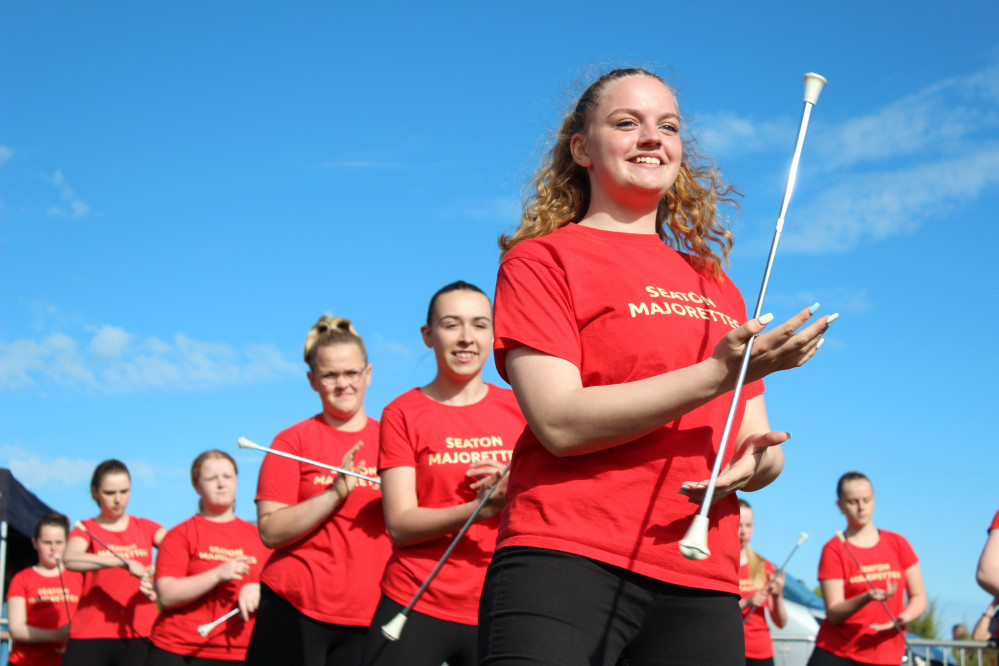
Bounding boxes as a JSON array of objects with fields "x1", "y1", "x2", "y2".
[{"x1": 0, "y1": 468, "x2": 55, "y2": 610}]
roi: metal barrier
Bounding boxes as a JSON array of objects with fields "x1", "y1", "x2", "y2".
[{"x1": 772, "y1": 635, "x2": 997, "y2": 666}]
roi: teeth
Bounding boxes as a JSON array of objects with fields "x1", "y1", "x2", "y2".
[{"x1": 634, "y1": 156, "x2": 661, "y2": 165}]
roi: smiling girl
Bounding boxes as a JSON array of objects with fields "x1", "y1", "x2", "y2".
[
  {"x1": 477, "y1": 67, "x2": 835, "y2": 665},
  {"x1": 361, "y1": 281, "x2": 524, "y2": 666}
]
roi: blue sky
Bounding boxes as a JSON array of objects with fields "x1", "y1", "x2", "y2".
[{"x1": 3, "y1": 0, "x2": 998, "y2": 636}]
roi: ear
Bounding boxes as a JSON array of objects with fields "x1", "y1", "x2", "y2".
[
  {"x1": 307, "y1": 370, "x2": 319, "y2": 392},
  {"x1": 364, "y1": 363, "x2": 372, "y2": 388},
  {"x1": 570, "y1": 133, "x2": 592, "y2": 168},
  {"x1": 420, "y1": 324, "x2": 433, "y2": 349}
]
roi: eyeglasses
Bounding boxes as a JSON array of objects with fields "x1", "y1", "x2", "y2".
[{"x1": 316, "y1": 368, "x2": 367, "y2": 386}]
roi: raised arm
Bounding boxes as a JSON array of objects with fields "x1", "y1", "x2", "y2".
[
  {"x1": 819, "y1": 577, "x2": 898, "y2": 625},
  {"x1": 505, "y1": 306, "x2": 830, "y2": 457},
  {"x1": 62, "y1": 534, "x2": 145, "y2": 578},
  {"x1": 157, "y1": 555, "x2": 252, "y2": 608},
  {"x1": 381, "y1": 461, "x2": 506, "y2": 547},
  {"x1": 257, "y1": 442, "x2": 362, "y2": 549}
]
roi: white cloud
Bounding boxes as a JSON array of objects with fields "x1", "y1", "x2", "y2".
[
  {"x1": 0, "y1": 445, "x2": 183, "y2": 491},
  {"x1": 41, "y1": 169, "x2": 91, "y2": 220},
  {"x1": 0, "y1": 444, "x2": 95, "y2": 489},
  {"x1": 692, "y1": 112, "x2": 793, "y2": 158},
  {"x1": 0, "y1": 145, "x2": 12, "y2": 166},
  {"x1": 716, "y1": 62, "x2": 999, "y2": 253},
  {"x1": 783, "y1": 143, "x2": 999, "y2": 253},
  {"x1": 1, "y1": 323, "x2": 299, "y2": 393},
  {"x1": 89, "y1": 325, "x2": 131, "y2": 358}
]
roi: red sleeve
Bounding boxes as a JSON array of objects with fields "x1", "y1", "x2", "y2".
[
  {"x1": 7, "y1": 568, "x2": 28, "y2": 597},
  {"x1": 141, "y1": 516, "x2": 164, "y2": 543},
  {"x1": 154, "y1": 520, "x2": 193, "y2": 580},
  {"x1": 378, "y1": 399, "x2": 417, "y2": 471},
  {"x1": 255, "y1": 428, "x2": 305, "y2": 505},
  {"x1": 990, "y1": 509, "x2": 999, "y2": 531},
  {"x1": 893, "y1": 533, "x2": 918, "y2": 571},
  {"x1": 817, "y1": 539, "x2": 845, "y2": 581},
  {"x1": 494, "y1": 253, "x2": 579, "y2": 382}
]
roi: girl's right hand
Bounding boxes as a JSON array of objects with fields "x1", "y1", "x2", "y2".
[
  {"x1": 868, "y1": 581, "x2": 897, "y2": 603},
  {"x1": 215, "y1": 555, "x2": 252, "y2": 583},
  {"x1": 468, "y1": 460, "x2": 509, "y2": 521},
  {"x1": 331, "y1": 442, "x2": 364, "y2": 498},
  {"x1": 710, "y1": 304, "x2": 837, "y2": 385}
]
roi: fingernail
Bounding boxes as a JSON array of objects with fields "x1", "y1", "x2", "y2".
[
  {"x1": 785, "y1": 432, "x2": 792, "y2": 440},
  {"x1": 826, "y1": 313, "x2": 839, "y2": 324},
  {"x1": 809, "y1": 302, "x2": 820, "y2": 314},
  {"x1": 817, "y1": 338, "x2": 825, "y2": 349},
  {"x1": 758, "y1": 313, "x2": 774, "y2": 325}
]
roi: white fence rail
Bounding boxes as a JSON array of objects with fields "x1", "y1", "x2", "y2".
[{"x1": 773, "y1": 635, "x2": 997, "y2": 666}]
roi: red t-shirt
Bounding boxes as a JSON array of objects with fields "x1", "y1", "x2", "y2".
[
  {"x1": 255, "y1": 415, "x2": 391, "y2": 625},
  {"x1": 68, "y1": 516, "x2": 163, "y2": 639},
  {"x1": 739, "y1": 559, "x2": 775, "y2": 659},
  {"x1": 7, "y1": 565, "x2": 83, "y2": 666},
  {"x1": 814, "y1": 530, "x2": 918, "y2": 665},
  {"x1": 378, "y1": 386, "x2": 524, "y2": 624},
  {"x1": 493, "y1": 223, "x2": 764, "y2": 594},
  {"x1": 150, "y1": 515, "x2": 271, "y2": 660}
]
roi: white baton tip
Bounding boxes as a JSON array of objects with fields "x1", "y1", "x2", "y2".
[
  {"x1": 679, "y1": 514, "x2": 711, "y2": 561},
  {"x1": 381, "y1": 613, "x2": 408, "y2": 641},
  {"x1": 803, "y1": 73, "x2": 827, "y2": 105}
]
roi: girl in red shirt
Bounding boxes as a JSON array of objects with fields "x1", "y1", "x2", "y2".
[
  {"x1": 362, "y1": 281, "x2": 524, "y2": 666},
  {"x1": 147, "y1": 449, "x2": 271, "y2": 665},
  {"x1": 62, "y1": 459, "x2": 166, "y2": 666},
  {"x1": 479, "y1": 67, "x2": 835, "y2": 664},
  {"x1": 245, "y1": 316, "x2": 391, "y2": 666},
  {"x1": 6, "y1": 512, "x2": 83, "y2": 666},
  {"x1": 809, "y1": 471, "x2": 926, "y2": 666},
  {"x1": 738, "y1": 499, "x2": 787, "y2": 666}
]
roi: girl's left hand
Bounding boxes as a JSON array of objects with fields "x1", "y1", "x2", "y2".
[
  {"x1": 238, "y1": 582, "x2": 261, "y2": 621},
  {"x1": 678, "y1": 431, "x2": 788, "y2": 503},
  {"x1": 467, "y1": 460, "x2": 510, "y2": 520},
  {"x1": 770, "y1": 570, "x2": 786, "y2": 596}
]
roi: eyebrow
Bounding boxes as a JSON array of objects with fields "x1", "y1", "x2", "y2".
[
  {"x1": 608, "y1": 108, "x2": 680, "y2": 121},
  {"x1": 438, "y1": 315, "x2": 492, "y2": 323}
]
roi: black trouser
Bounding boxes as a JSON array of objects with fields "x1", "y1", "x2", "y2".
[
  {"x1": 244, "y1": 583, "x2": 367, "y2": 666},
  {"x1": 361, "y1": 594, "x2": 477, "y2": 666},
  {"x1": 478, "y1": 546, "x2": 744, "y2": 665}
]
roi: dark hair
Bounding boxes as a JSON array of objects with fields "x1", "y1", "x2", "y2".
[
  {"x1": 90, "y1": 459, "x2": 130, "y2": 505},
  {"x1": 425, "y1": 281, "x2": 489, "y2": 326},
  {"x1": 836, "y1": 470, "x2": 871, "y2": 500},
  {"x1": 738, "y1": 498, "x2": 751, "y2": 509},
  {"x1": 33, "y1": 511, "x2": 70, "y2": 540}
]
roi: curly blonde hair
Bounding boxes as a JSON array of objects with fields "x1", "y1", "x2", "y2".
[
  {"x1": 303, "y1": 315, "x2": 367, "y2": 371},
  {"x1": 500, "y1": 68, "x2": 739, "y2": 276}
]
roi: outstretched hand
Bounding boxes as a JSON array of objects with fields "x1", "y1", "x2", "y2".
[
  {"x1": 679, "y1": 430, "x2": 788, "y2": 504},
  {"x1": 711, "y1": 304, "x2": 837, "y2": 387}
]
